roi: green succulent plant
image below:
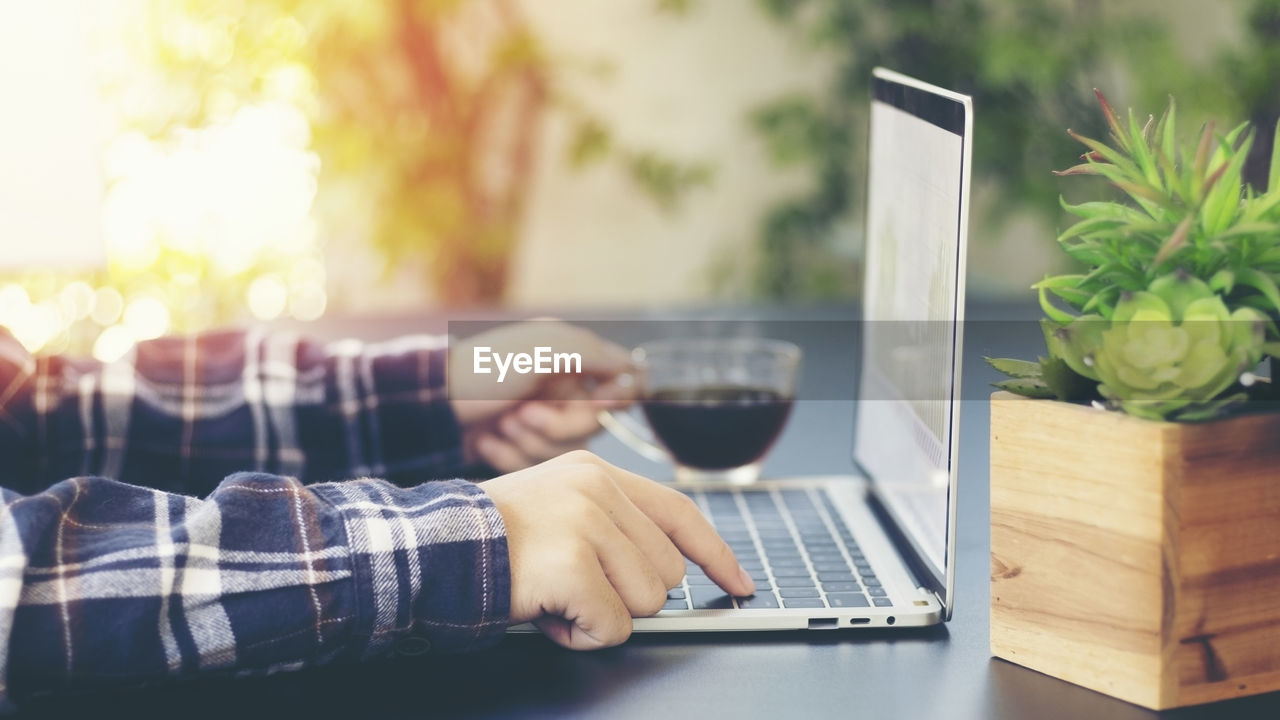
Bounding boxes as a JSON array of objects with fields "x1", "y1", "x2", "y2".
[
  {"x1": 1048, "y1": 274, "x2": 1278, "y2": 420},
  {"x1": 988, "y1": 91, "x2": 1280, "y2": 421}
]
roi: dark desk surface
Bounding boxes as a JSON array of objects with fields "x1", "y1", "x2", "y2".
[{"x1": 20, "y1": 304, "x2": 1280, "y2": 719}]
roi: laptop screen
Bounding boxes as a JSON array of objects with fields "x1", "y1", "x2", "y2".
[{"x1": 853, "y1": 68, "x2": 971, "y2": 617}]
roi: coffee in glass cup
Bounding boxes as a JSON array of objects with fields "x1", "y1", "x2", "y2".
[{"x1": 600, "y1": 338, "x2": 800, "y2": 484}]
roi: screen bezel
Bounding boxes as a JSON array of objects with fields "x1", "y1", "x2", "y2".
[{"x1": 852, "y1": 67, "x2": 971, "y2": 619}]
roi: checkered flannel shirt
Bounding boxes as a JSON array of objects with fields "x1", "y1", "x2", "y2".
[{"x1": 0, "y1": 327, "x2": 511, "y2": 710}]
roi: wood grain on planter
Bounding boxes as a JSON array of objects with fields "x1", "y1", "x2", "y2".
[{"x1": 989, "y1": 391, "x2": 1280, "y2": 710}]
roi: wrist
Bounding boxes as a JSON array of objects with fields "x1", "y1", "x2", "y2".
[{"x1": 315, "y1": 478, "x2": 512, "y2": 655}]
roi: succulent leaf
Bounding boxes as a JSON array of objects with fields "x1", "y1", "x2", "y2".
[
  {"x1": 1062, "y1": 275, "x2": 1268, "y2": 419},
  {"x1": 984, "y1": 357, "x2": 1042, "y2": 378},
  {"x1": 1039, "y1": 355, "x2": 1098, "y2": 402},
  {"x1": 993, "y1": 378, "x2": 1057, "y2": 399},
  {"x1": 1172, "y1": 392, "x2": 1250, "y2": 422},
  {"x1": 1094, "y1": 88, "x2": 1128, "y2": 150},
  {"x1": 1209, "y1": 269, "x2": 1235, "y2": 294},
  {"x1": 1236, "y1": 268, "x2": 1280, "y2": 314},
  {"x1": 1038, "y1": 286, "x2": 1077, "y2": 325},
  {"x1": 1052, "y1": 163, "x2": 1102, "y2": 177},
  {"x1": 1152, "y1": 216, "x2": 1192, "y2": 267}
]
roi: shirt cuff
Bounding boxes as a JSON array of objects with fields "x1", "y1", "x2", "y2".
[
  {"x1": 313, "y1": 478, "x2": 511, "y2": 657},
  {"x1": 310, "y1": 338, "x2": 470, "y2": 485}
]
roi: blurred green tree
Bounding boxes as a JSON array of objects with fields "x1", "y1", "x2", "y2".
[
  {"x1": 745, "y1": 0, "x2": 1268, "y2": 300},
  {"x1": 1217, "y1": 0, "x2": 1280, "y2": 190}
]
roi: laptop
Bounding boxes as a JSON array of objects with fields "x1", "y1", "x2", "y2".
[{"x1": 630, "y1": 68, "x2": 973, "y2": 632}]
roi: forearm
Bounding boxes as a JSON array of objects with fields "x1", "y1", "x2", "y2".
[
  {"x1": 0, "y1": 473, "x2": 509, "y2": 710},
  {"x1": 3, "y1": 328, "x2": 470, "y2": 495},
  {"x1": 295, "y1": 332, "x2": 468, "y2": 485}
]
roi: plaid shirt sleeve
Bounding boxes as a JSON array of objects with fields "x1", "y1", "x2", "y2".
[
  {"x1": 2, "y1": 325, "x2": 470, "y2": 496},
  {"x1": 0, "y1": 328, "x2": 512, "y2": 710},
  {"x1": 0, "y1": 473, "x2": 511, "y2": 709}
]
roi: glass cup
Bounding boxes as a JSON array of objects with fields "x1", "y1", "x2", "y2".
[{"x1": 600, "y1": 337, "x2": 801, "y2": 484}]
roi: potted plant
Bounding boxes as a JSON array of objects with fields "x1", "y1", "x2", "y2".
[{"x1": 986, "y1": 91, "x2": 1280, "y2": 710}]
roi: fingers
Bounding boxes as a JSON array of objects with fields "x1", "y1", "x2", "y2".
[
  {"x1": 499, "y1": 414, "x2": 583, "y2": 459},
  {"x1": 485, "y1": 450, "x2": 759, "y2": 657},
  {"x1": 587, "y1": 458, "x2": 755, "y2": 597},
  {"x1": 450, "y1": 322, "x2": 634, "y2": 429},
  {"x1": 471, "y1": 410, "x2": 591, "y2": 472},
  {"x1": 558, "y1": 324, "x2": 631, "y2": 378},
  {"x1": 579, "y1": 471, "x2": 686, "y2": 590},
  {"x1": 584, "y1": 506, "x2": 671, "y2": 617},
  {"x1": 518, "y1": 402, "x2": 602, "y2": 444},
  {"x1": 512, "y1": 375, "x2": 638, "y2": 447},
  {"x1": 474, "y1": 434, "x2": 534, "y2": 474},
  {"x1": 533, "y1": 550, "x2": 633, "y2": 650},
  {"x1": 590, "y1": 374, "x2": 639, "y2": 406}
]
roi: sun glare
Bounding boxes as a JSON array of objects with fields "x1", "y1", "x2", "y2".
[{"x1": 1, "y1": 2, "x2": 329, "y2": 358}]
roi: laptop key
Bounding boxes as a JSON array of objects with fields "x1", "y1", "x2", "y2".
[
  {"x1": 772, "y1": 568, "x2": 813, "y2": 578},
  {"x1": 821, "y1": 582, "x2": 861, "y2": 593},
  {"x1": 667, "y1": 588, "x2": 686, "y2": 599},
  {"x1": 863, "y1": 577, "x2": 882, "y2": 588},
  {"x1": 690, "y1": 589, "x2": 734, "y2": 609},
  {"x1": 827, "y1": 593, "x2": 870, "y2": 608},
  {"x1": 867, "y1": 587, "x2": 887, "y2": 597},
  {"x1": 686, "y1": 575, "x2": 717, "y2": 585},
  {"x1": 809, "y1": 552, "x2": 848, "y2": 564},
  {"x1": 873, "y1": 598, "x2": 893, "y2": 607},
  {"x1": 762, "y1": 543, "x2": 799, "y2": 553},
  {"x1": 817, "y1": 572, "x2": 856, "y2": 584},
  {"x1": 813, "y1": 562, "x2": 852, "y2": 573},
  {"x1": 775, "y1": 576, "x2": 816, "y2": 588},
  {"x1": 738, "y1": 593, "x2": 780, "y2": 609},
  {"x1": 778, "y1": 587, "x2": 820, "y2": 598},
  {"x1": 748, "y1": 570, "x2": 770, "y2": 582},
  {"x1": 663, "y1": 599, "x2": 689, "y2": 611},
  {"x1": 783, "y1": 598, "x2": 827, "y2": 609}
]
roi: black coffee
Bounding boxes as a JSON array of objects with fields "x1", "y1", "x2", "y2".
[{"x1": 641, "y1": 386, "x2": 794, "y2": 470}]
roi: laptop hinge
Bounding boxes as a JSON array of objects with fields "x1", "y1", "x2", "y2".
[{"x1": 864, "y1": 486, "x2": 947, "y2": 607}]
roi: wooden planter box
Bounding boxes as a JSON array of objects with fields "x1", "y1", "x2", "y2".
[{"x1": 990, "y1": 391, "x2": 1280, "y2": 710}]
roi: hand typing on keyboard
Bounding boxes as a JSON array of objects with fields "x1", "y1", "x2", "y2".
[{"x1": 483, "y1": 450, "x2": 755, "y2": 649}]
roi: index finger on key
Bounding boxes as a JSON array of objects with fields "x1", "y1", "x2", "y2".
[{"x1": 591, "y1": 460, "x2": 755, "y2": 597}]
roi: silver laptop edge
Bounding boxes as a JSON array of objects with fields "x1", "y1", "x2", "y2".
[
  {"x1": 851, "y1": 67, "x2": 972, "y2": 622},
  {"x1": 512, "y1": 69, "x2": 971, "y2": 634}
]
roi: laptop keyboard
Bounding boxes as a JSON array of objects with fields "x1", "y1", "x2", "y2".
[{"x1": 663, "y1": 487, "x2": 890, "y2": 611}]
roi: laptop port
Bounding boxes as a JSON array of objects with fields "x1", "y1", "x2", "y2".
[
  {"x1": 807, "y1": 618, "x2": 839, "y2": 630},
  {"x1": 848, "y1": 618, "x2": 871, "y2": 625}
]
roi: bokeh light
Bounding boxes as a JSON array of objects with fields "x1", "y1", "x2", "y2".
[
  {"x1": 247, "y1": 275, "x2": 289, "y2": 321},
  {"x1": 122, "y1": 296, "x2": 170, "y2": 340},
  {"x1": 58, "y1": 282, "x2": 96, "y2": 321},
  {"x1": 90, "y1": 287, "x2": 124, "y2": 326},
  {"x1": 92, "y1": 325, "x2": 136, "y2": 363},
  {"x1": 3, "y1": 2, "x2": 328, "y2": 359}
]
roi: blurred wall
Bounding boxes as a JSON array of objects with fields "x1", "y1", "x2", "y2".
[{"x1": 508, "y1": 0, "x2": 832, "y2": 307}]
